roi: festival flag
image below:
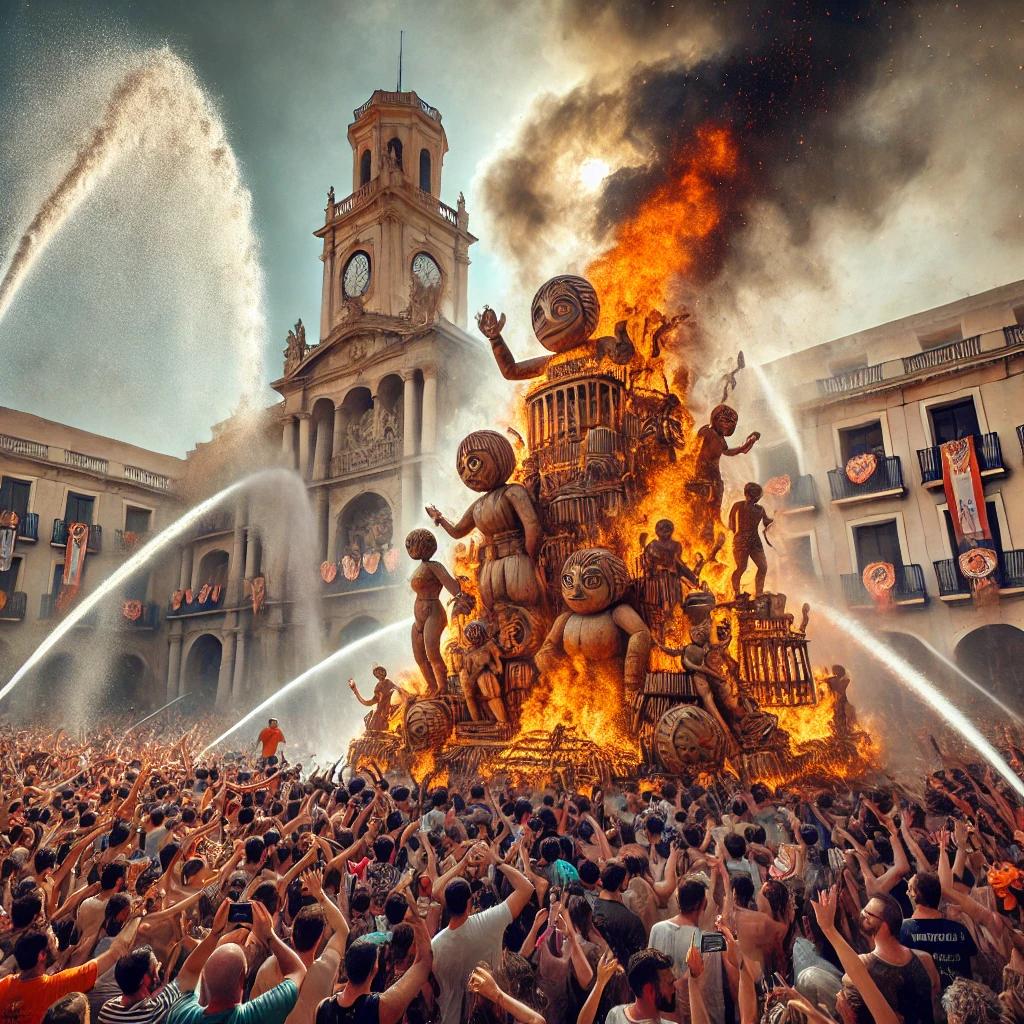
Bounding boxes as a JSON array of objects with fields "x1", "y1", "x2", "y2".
[
  {"x1": 320, "y1": 560, "x2": 337, "y2": 583},
  {"x1": 862, "y1": 561, "x2": 896, "y2": 609},
  {"x1": 941, "y1": 436, "x2": 998, "y2": 602},
  {"x1": 122, "y1": 599, "x2": 143, "y2": 621},
  {"x1": 0, "y1": 510, "x2": 18, "y2": 572}
]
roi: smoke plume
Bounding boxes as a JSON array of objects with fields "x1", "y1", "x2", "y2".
[{"x1": 480, "y1": 1, "x2": 1024, "y2": 357}]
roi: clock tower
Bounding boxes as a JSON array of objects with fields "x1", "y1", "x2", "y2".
[{"x1": 271, "y1": 88, "x2": 481, "y2": 658}]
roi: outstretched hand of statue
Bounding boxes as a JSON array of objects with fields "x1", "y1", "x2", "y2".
[
  {"x1": 744, "y1": 431, "x2": 761, "y2": 448},
  {"x1": 424, "y1": 504, "x2": 446, "y2": 528},
  {"x1": 347, "y1": 678, "x2": 357, "y2": 691},
  {"x1": 477, "y1": 306, "x2": 506, "y2": 340}
]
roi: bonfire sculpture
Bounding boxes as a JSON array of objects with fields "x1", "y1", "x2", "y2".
[{"x1": 346, "y1": 273, "x2": 864, "y2": 787}]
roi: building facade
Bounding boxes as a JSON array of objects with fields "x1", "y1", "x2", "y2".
[
  {"x1": 0, "y1": 88, "x2": 484, "y2": 714},
  {"x1": 746, "y1": 280, "x2": 1024, "y2": 709},
  {"x1": 0, "y1": 407, "x2": 183, "y2": 714}
]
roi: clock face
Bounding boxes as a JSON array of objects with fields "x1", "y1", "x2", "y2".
[
  {"x1": 411, "y1": 252, "x2": 442, "y2": 289},
  {"x1": 343, "y1": 251, "x2": 371, "y2": 297}
]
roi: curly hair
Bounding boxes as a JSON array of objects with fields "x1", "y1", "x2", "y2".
[
  {"x1": 405, "y1": 528, "x2": 437, "y2": 560},
  {"x1": 941, "y1": 978, "x2": 1003, "y2": 1024},
  {"x1": 561, "y1": 547, "x2": 631, "y2": 603}
]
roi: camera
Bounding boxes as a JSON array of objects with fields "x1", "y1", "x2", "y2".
[{"x1": 228, "y1": 901, "x2": 253, "y2": 924}]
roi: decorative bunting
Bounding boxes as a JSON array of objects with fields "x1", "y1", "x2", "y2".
[
  {"x1": 362, "y1": 551, "x2": 381, "y2": 575},
  {"x1": 210, "y1": 584, "x2": 222, "y2": 603},
  {"x1": 320, "y1": 560, "x2": 337, "y2": 584},
  {"x1": 341, "y1": 554, "x2": 360, "y2": 581},
  {"x1": 197, "y1": 583, "x2": 212, "y2": 605},
  {"x1": 171, "y1": 590, "x2": 184, "y2": 610}
]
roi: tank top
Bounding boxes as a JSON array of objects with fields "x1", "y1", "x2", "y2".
[
  {"x1": 316, "y1": 993, "x2": 382, "y2": 1024},
  {"x1": 864, "y1": 951, "x2": 935, "y2": 1024}
]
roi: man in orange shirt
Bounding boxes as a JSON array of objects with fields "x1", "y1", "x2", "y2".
[
  {"x1": 0, "y1": 918, "x2": 139, "y2": 1024},
  {"x1": 257, "y1": 718, "x2": 285, "y2": 765}
]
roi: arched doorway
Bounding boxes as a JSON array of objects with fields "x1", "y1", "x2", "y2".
[
  {"x1": 103, "y1": 654, "x2": 150, "y2": 715},
  {"x1": 184, "y1": 633, "x2": 222, "y2": 709},
  {"x1": 335, "y1": 492, "x2": 393, "y2": 562},
  {"x1": 955, "y1": 625, "x2": 1024, "y2": 710},
  {"x1": 196, "y1": 550, "x2": 229, "y2": 589},
  {"x1": 338, "y1": 615, "x2": 382, "y2": 651}
]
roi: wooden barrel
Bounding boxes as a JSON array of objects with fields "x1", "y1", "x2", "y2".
[
  {"x1": 404, "y1": 699, "x2": 453, "y2": 753},
  {"x1": 654, "y1": 705, "x2": 726, "y2": 773}
]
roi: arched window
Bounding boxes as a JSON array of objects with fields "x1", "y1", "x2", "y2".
[
  {"x1": 359, "y1": 149, "x2": 371, "y2": 186},
  {"x1": 386, "y1": 137, "x2": 403, "y2": 169},
  {"x1": 419, "y1": 148, "x2": 431, "y2": 192}
]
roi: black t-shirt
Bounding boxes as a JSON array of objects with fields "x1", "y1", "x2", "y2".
[
  {"x1": 317, "y1": 993, "x2": 381, "y2": 1024},
  {"x1": 900, "y1": 917, "x2": 977, "y2": 987},
  {"x1": 865, "y1": 951, "x2": 935, "y2": 1024},
  {"x1": 592, "y1": 896, "x2": 647, "y2": 965}
]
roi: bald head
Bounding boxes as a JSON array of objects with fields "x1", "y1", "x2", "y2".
[{"x1": 202, "y1": 943, "x2": 247, "y2": 1006}]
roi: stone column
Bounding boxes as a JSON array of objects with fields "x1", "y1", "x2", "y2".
[
  {"x1": 178, "y1": 546, "x2": 193, "y2": 591},
  {"x1": 312, "y1": 412, "x2": 333, "y2": 481},
  {"x1": 297, "y1": 413, "x2": 312, "y2": 479},
  {"x1": 243, "y1": 528, "x2": 259, "y2": 580},
  {"x1": 421, "y1": 367, "x2": 438, "y2": 455},
  {"x1": 228, "y1": 520, "x2": 245, "y2": 606},
  {"x1": 216, "y1": 632, "x2": 237, "y2": 709},
  {"x1": 232, "y1": 633, "x2": 247, "y2": 699},
  {"x1": 401, "y1": 372, "x2": 418, "y2": 535},
  {"x1": 331, "y1": 404, "x2": 345, "y2": 473},
  {"x1": 166, "y1": 634, "x2": 182, "y2": 701},
  {"x1": 281, "y1": 416, "x2": 294, "y2": 468}
]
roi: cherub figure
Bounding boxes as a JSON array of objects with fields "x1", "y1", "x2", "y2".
[
  {"x1": 406, "y1": 529, "x2": 473, "y2": 696},
  {"x1": 536, "y1": 547, "x2": 651, "y2": 696},
  {"x1": 728, "y1": 482, "x2": 773, "y2": 598},
  {"x1": 643, "y1": 519, "x2": 700, "y2": 593},
  {"x1": 459, "y1": 620, "x2": 507, "y2": 723},
  {"x1": 690, "y1": 404, "x2": 759, "y2": 538},
  {"x1": 348, "y1": 666, "x2": 404, "y2": 732},
  {"x1": 659, "y1": 621, "x2": 737, "y2": 753},
  {"x1": 425, "y1": 430, "x2": 542, "y2": 614},
  {"x1": 476, "y1": 274, "x2": 633, "y2": 381}
]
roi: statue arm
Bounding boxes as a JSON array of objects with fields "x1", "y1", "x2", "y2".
[
  {"x1": 611, "y1": 605, "x2": 652, "y2": 692},
  {"x1": 488, "y1": 336, "x2": 551, "y2": 381},
  {"x1": 506, "y1": 484, "x2": 541, "y2": 558},
  {"x1": 486, "y1": 641, "x2": 503, "y2": 673},
  {"x1": 427, "y1": 503, "x2": 476, "y2": 539},
  {"x1": 429, "y1": 561, "x2": 464, "y2": 600},
  {"x1": 536, "y1": 613, "x2": 571, "y2": 673},
  {"x1": 728, "y1": 502, "x2": 740, "y2": 533},
  {"x1": 349, "y1": 682, "x2": 374, "y2": 708}
]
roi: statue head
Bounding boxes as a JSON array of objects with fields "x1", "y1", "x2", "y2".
[
  {"x1": 372, "y1": 664, "x2": 388, "y2": 680},
  {"x1": 464, "y1": 619, "x2": 489, "y2": 648},
  {"x1": 405, "y1": 528, "x2": 437, "y2": 561},
  {"x1": 715, "y1": 619, "x2": 732, "y2": 645},
  {"x1": 531, "y1": 275, "x2": 600, "y2": 353},
  {"x1": 710, "y1": 404, "x2": 739, "y2": 437},
  {"x1": 743, "y1": 482, "x2": 763, "y2": 502},
  {"x1": 654, "y1": 519, "x2": 675, "y2": 540},
  {"x1": 560, "y1": 547, "x2": 630, "y2": 615},
  {"x1": 456, "y1": 430, "x2": 516, "y2": 492}
]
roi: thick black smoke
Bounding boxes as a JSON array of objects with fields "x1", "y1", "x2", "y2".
[{"x1": 482, "y1": 0, "x2": 924, "y2": 284}]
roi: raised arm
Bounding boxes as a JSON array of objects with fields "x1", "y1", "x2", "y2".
[
  {"x1": 477, "y1": 307, "x2": 551, "y2": 381},
  {"x1": 379, "y1": 910, "x2": 433, "y2": 1024}
]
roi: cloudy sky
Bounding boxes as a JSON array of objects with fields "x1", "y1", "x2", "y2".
[{"x1": 1, "y1": 1, "x2": 1021, "y2": 454}]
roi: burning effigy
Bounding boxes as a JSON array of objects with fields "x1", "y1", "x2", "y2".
[{"x1": 347, "y1": 267, "x2": 877, "y2": 791}]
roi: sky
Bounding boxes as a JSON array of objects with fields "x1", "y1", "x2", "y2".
[{"x1": 1, "y1": 1, "x2": 1022, "y2": 455}]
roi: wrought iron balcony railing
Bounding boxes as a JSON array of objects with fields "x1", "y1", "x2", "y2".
[
  {"x1": 917, "y1": 432, "x2": 1004, "y2": 485},
  {"x1": 901, "y1": 336, "x2": 981, "y2": 375},
  {"x1": 816, "y1": 363, "x2": 884, "y2": 396},
  {"x1": 935, "y1": 549, "x2": 1024, "y2": 597},
  {"x1": 17, "y1": 512, "x2": 38, "y2": 542},
  {"x1": 841, "y1": 563, "x2": 927, "y2": 608},
  {"x1": 50, "y1": 520, "x2": 102, "y2": 553},
  {"x1": 1005, "y1": 325, "x2": 1024, "y2": 348},
  {"x1": 0, "y1": 591, "x2": 27, "y2": 621},
  {"x1": 827, "y1": 455, "x2": 904, "y2": 502},
  {"x1": 778, "y1": 474, "x2": 817, "y2": 513}
]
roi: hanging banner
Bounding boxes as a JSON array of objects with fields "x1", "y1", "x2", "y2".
[
  {"x1": 0, "y1": 510, "x2": 18, "y2": 573},
  {"x1": 122, "y1": 599, "x2": 143, "y2": 622},
  {"x1": 383, "y1": 546, "x2": 400, "y2": 574},
  {"x1": 941, "y1": 436, "x2": 998, "y2": 601},
  {"x1": 362, "y1": 551, "x2": 381, "y2": 575},
  {"x1": 171, "y1": 590, "x2": 184, "y2": 610},
  {"x1": 57, "y1": 522, "x2": 89, "y2": 611},
  {"x1": 763, "y1": 475, "x2": 791, "y2": 498},
  {"x1": 197, "y1": 583, "x2": 212, "y2": 605},
  {"x1": 341, "y1": 553, "x2": 360, "y2": 581},
  {"x1": 862, "y1": 561, "x2": 896, "y2": 609},
  {"x1": 320, "y1": 560, "x2": 337, "y2": 584},
  {"x1": 210, "y1": 584, "x2": 222, "y2": 604}
]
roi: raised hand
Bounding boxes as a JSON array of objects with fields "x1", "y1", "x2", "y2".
[
  {"x1": 810, "y1": 884, "x2": 839, "y2": 934},
  {"x1": 424, "y1": 505, "x2": 445, "y2": 528},
  {"x1": 468, "y1": 965, "x2": 502, "y2": 1002},
  {"x1": 595, "y1": 950, "x2": 621, "y2": 987},
  {"x1": 302, "y1": 867, "x2": 324, "y2": 900},
  {"x1": 476, "y1": 306, "x2": 506, "y2": 341}
]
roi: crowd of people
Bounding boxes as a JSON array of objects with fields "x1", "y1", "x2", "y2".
[{"x1": 3, "y1": 715, "x2": 1024, "y2": 1024}]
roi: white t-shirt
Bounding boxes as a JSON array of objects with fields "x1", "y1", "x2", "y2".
[
  {"x1": 606, "y1": 1005, "x2": 672, "y2": 1024},
  {"x1": 648, "y1": 919, "x2": 725, "y2": 1024},
  {"x1": 431, "y1": 901, "x2": 513, "y2": 1024}
]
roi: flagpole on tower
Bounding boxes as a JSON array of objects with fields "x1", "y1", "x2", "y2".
[{"x1": 397, "y1": 29, "x2": 404, "y2": 90}]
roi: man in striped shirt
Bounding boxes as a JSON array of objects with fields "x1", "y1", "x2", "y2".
[{"x1": 98, "y1": 945, "x2": 182, "y2": 1024}]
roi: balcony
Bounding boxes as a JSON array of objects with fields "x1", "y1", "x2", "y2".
[
  {"x1": 192, "y1": 511, "x2": 233, "y2": 538},
  {"x1": 50, "y1": 520, "x2": 102, "y2": 554},
  {"x1": 841, "y1": 563, "x2": 927, "y2": 608},
  {"x1": 935, "y1": 550, "x2": 1024, "y2": 600},
  {"x1": 1005, "y1": 325, "x2": 1024, "y2": 348},
  {"x1": 0, "y1": 591, "x2": 27, "y2": 622},
  {"x1": 329, "y1": 438, "x2": 400, "y2": 477},
  {"x1": 827, "y1": 455, "x2": 904, "y2": 504},
  {"x1": 63, "y1": 449, "x2": 109, "y2": 475},
  {"x1": 816, "y1": 363, "x2": 883, "y2": 396},
  {"x1": 166, "y1": 588, "x2": 226, "y2": 617},
  {"x1": 115, "y1": 529, "x2": 150, "y2": 553},
  {"x1": 777, "y1": 474, "x2": 818, "y2": 515},
  {"x1": 901, "y1": 336, "x2": 981, "y2": 375},
  {"x1": 123, "y1": 465, "x2": 172, "y2": 491},
  {"x1": 917, "y1": 432, "x2": 1005, "y2": 488},
  {"x1": 3, "y1": 511, "x2": 38, "y2": 542},
  {"x1": 0, "y1": 433, "x2": 48, "y2": 460},
  {"x1": 121, "y1": 601, "x2": 160, "y2": 629}
]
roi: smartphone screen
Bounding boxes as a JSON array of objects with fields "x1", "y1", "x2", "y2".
[
  {"x1": 700, "y1": 931, "x2": 728, "y2": 954},
  {"x1": 228, "y1": 901, "x2": 253, "y2": 924}
]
